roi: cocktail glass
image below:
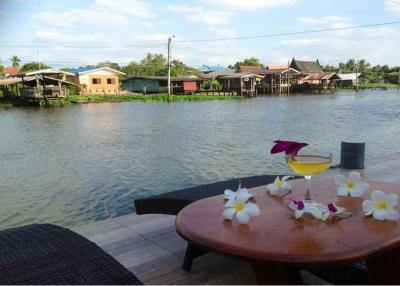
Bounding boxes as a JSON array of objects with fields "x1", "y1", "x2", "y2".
[{"x1": 285, "y1": 154, "x2": 332, "y2": 201}]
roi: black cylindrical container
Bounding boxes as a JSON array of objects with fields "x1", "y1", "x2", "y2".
[{"x1": 340, "y1": 142, "x2": 365, "y2": 169}]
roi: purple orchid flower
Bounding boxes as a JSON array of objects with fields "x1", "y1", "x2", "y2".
[
  {"x1": 270, "y1": 140, "x2": 308, "y2": 155},
  {"x1": 290, "y1": 199, "x2": 305, "y2": 210},
  {"x1": 328, "y1": 203, "x2": 338, "y2": 213}
]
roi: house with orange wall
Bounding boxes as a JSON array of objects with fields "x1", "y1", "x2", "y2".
[{"x1": 68, "y1": 67, "x2": 126, "y2": 93}]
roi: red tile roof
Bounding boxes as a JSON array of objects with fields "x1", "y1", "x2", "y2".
[{"x1": 5, "y1": 66, "x2": 21, "y2": 75}]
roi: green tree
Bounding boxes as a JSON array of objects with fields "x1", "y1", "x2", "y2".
[
  {"x1": 10, "y1": 55, "x2": 21, "y2": 67},
  {"x1": 21, "y1": 62, "x2": 51, "y2": 72},
  {"x1": 122, "y1": 61, "x2": 142, "y2": 77},
  {"x1": 97, "y1": 61, "x2": 121, "y2": 71},
  {"x1": 121, "y1": 53, "x2": 202, "y2": 78},
  {"x1": 229, "y1": 57, "x2": 263, "y2": 71},
  {"x1": 141, "y1": 53, "x2": 167, "y2": 75},
  {"x1": 0, "y1": 59, "x2": 4, "y2": 75},
  {"x1": 322, "y1": 64, "x2": 338, "y2": 72}
]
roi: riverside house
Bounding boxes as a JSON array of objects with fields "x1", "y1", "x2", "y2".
[
  {"x1": 68, "y1": 67, "x2": 126, "y2": 94},
  {"x1": 290, "y1": 58, "x2": 341, "y2": 92},
  {"x1": 121, "y1": 75, "x2": 205, "y2": 94}
]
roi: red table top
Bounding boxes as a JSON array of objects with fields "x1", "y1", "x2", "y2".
[{"x1": 176, "y1": 177, "x2": 400, "y2": 265}]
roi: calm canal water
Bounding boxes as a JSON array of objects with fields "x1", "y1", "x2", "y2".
[{"x1": 1, "y1": 90, "x2": 399, "y2": 228}]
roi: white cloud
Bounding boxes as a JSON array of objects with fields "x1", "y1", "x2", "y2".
[
  {"x1": 167, "y1": 5, "x2": 233, "y2": 27},
  {"x1": 203, "y1": 0, "x2": 299, "y2": 11},
  {"x1": 384, "y1": 0, "x2": 400, "y2": 17},
  {"x1": 297, "y1": 16, "x2": 352, "y2": 25},
  {"x1": 36, "y1": 30, "x2": 113, "y2": 43},
  {"x1": 92, "y1": 0, "x2": 153, "y2": 18},
  {"x1": 281, "y1": 38, "x2": 323, "y2": 46},
  {"x1": 135, "y1": 33, "x2": 171, "y2": 41},
  {"x1": 35, "y1": 0, "x2": 153, "y2": 28}
]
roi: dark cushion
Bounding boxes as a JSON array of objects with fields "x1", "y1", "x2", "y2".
[
  {"x1": 135, "y1": 175, "x2": 300, "y2": 215},
  {"x1": 0, "y1": 224, "x2": 142, "y2": 285}
]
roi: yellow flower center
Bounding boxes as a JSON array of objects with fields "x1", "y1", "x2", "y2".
[
  {"x1": 234, "y1": 202, "x2": 245, "y2": 212},
  {"x1": 346, "y1": 180, "x2": 356, "y2": 189},
  {"x1": 276, "y1": 179, "x2": 283, "y2": 188},
  {"x1": 375, "y1": 200, "x2": 389, "y2": 210}
]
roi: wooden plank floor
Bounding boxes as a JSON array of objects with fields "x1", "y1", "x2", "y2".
[{"x1": 72, "y1": 154, "x2": 400, "y2": 285}]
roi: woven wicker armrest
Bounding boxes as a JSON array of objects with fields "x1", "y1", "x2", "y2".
[{"x1": 0, "y1": 224, "x2": 142, "y2": 285}]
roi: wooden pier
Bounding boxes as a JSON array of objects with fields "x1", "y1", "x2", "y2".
[{"x1": 71, "y1": 154, "x2": 400, "y2": 284}]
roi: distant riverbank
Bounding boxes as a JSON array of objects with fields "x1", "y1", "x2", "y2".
[
  {"x1": 68, "y1": 93, "x2": 242, "y2": 103},
  {"x1": 0, "y1": 93, "x2": 242, "y2": 107}
]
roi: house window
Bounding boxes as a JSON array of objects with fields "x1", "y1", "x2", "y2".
[
  {"x1": 92, "y1": 78, "x2": 101, "y2": 84},
  {"x1": 107, "y1": 78, "x2": 116, "y2": 84}
]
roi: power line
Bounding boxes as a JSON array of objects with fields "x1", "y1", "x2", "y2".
[{"x1": 174, "y1": 21, "x2": 400, "y2": 43}]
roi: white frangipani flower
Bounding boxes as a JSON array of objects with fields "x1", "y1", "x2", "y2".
[
  {"x1": 224, "y1": 188, "x2": 252, "y2": 201},
  {"x1": 288, "y1": 200, "x2": 324, "y2": 220},
  {"x1": 223, "y1": 195, "x2": 260, "y2": 224},
  {"x1": 267, "y1": 176, "x2": 292, "y2": 195},
  {"x1": 334, "y1": 172, "x2": 369, "y2": 197},
  {"x1": 362, "y1": 190, "x2": 399, "y2": 221}
]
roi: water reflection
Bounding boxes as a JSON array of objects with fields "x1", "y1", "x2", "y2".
[{"x1": 0, "y1": 90, "x2": 399, "y2": 228}]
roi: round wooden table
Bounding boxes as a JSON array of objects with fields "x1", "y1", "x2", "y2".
[{"x1": 176, "y1": 177, "x2": 400, "y2": 284}]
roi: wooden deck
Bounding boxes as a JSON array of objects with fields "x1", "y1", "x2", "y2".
[{"x1": 71, "y1": 154, "x2": 400, "y2": 285}]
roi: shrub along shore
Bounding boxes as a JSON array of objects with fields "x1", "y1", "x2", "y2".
[{"x1": 68, "y1": 94, "x2": 242, "y2": 103}]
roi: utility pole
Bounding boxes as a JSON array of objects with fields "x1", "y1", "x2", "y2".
[
  {"x1": 38, "y1": 49, "x2": 41, "y2": 70},
  {"x1": 355, "y1": 60, "x2": 359, "y2": 92},
  {"x1": 167, "y1": 36, "x2": 175, "y2": 102},
  {"x1": 287, "y1": 59, "x2": 290, "y2": 96}
]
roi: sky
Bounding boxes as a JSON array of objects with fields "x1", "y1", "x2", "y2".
[{"x1": 0, "y1": 0, "x2": 400, "y2": 69}]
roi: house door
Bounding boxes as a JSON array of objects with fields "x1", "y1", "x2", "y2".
[{"x1": 243, "y1": 78, "x2": 251, "y2": 91}]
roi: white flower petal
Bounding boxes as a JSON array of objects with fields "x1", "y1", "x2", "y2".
[
  {"x1": 373, "y1": 209, "x2": 387, "y2": 220},
  {"x1": 349, "y1": 171, "x2": 361, "y2": 182},
  {"x1": 349, "y1": 188, "x2": 363, "y2": 198},
  {"x1": 288, "y1": 202, "x2": 297, "y2": 210},
  {"x1": 225, "y1": 199, "x2": 236, "y2": 208},
  {"x1": 334, "y1": 175, "x2": 348, "y2": 186},
  {"x1": 267, "y1": 184, "x2": 279, "y2": 195},
  {"x1": 224, "y1": 189, "x2": 235, "y2": 199},
  {"x1": 371, "y1": 190, "x2": 386, "y2": 202},
  {"x1": 322, "y1": 212, "x2": 331, "y2": 221},
  {"x1": 295, "y1": 210, "x2": 304, "y2": 219},
  {"x1": 282, "y1": 176, "x2": 292, "y2": 182},
  {"x1": 223, "y1": 208, "x2": 236, "y2": 220},
  {"x1": 385, "y1": 208, "x2": 399, "y2": 221},
  {"x1": 337, "y1": 186, "x2": 349, "y2": 196},
  {"x1": 237, "y1": 192, "x2": 251, "y2": 202},
  {"x1": 362, "y1": 200, "x2": 374, "y2": 213},
  {"x1": 307, "y1": 206, "x2": 323, "y2": 220},
  {"x1": 336, "y1": 206, "x2": 346, "y2": 214},
  {"x1": 273, "y1": 176, "x2": 280, "y2": 185},
  {"x1": 282, "y1": 182, "x2": 292, "y2": 190},
  {"x1": 244, "y1": 203, "x2": 260, "y2": 217},
  {"x1": 236, "y1": 211, "x2": 250, "y2": 224},
  {"x1": 387, "y1": 194, "x2": 398, "y2": 207}
]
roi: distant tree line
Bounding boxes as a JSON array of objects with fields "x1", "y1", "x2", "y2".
[
  {"x1": 2, "y1": 54, "x2": 399, "y2": 85},
  {"x1": 322, "y1": 59, "x2": 400, "y2": 84}
]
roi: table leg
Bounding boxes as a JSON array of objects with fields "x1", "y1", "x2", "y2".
[
  {"x1": 250, "y1": 261, "x2": 302, "y2": 285},
  {"x1": 367, "y1": 247, "x2": 400, "y2": 285}
]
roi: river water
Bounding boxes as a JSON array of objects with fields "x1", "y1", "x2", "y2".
[{"x1": 1, "y1": 90, "x2": 399, "y2": 228}]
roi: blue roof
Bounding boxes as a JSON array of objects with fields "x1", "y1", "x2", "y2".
[
  {"x1": 198, "y1": 65, "x2": 229, "y2": 73},
  {"x1": 68, "y1": 67, "x2": 98, "y2": 74}
]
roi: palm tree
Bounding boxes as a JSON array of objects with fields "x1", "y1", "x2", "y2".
[{"x1": 10, "y1": 55, "x2": 21, "y2": 67}]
